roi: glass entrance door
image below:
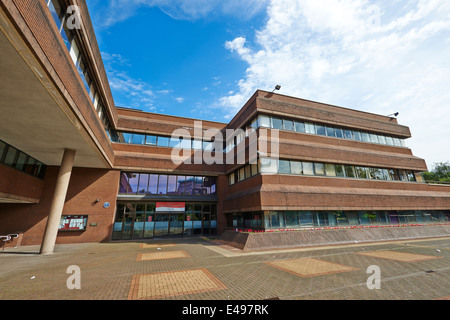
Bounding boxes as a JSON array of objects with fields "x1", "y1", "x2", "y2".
[
  {"x1": 154, "y1": 214, "x2": 169, "y2": 237},
  {"x1": 122, "y1": 213, "x2": 134, "y2": 240},
  {"x1": 169, "y1": 214, "x2": 184, "y2": 237}
]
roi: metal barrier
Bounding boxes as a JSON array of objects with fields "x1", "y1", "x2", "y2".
[{"x1": 1, "y1": 234, "x2": 19, "y2": 251}]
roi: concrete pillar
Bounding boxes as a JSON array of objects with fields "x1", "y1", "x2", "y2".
[{"x1": 40, "y1": 149, "x2": 76, "y2": 255}]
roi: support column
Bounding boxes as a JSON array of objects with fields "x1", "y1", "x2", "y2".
[{"x1": 40, "y1": 149, "x2": 76, "y2": 255}]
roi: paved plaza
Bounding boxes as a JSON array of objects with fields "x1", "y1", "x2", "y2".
[{"x1": 1, "y1": 236, "x2": 450, "y2": 301}]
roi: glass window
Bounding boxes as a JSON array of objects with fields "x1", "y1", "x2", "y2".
[
  {"x1": 299, "y1": 211, "x2": 314, "y2": 227},
  {"x1": 260, "y1": 158, "x2": 278, "y2": 174},
  {"x1": 305, "y1": 123, "x2": 315, "y2": 134},
  {"x1": 271, "y1": 117, "x2": 283, "y2": 130},
  {"x1": 69, "y1": 38, "x2": 80, "y2": 66},
  {"x1": 137, "y1": 174, "x2": 149, "y2": 194},
  {"x1": 193, "y1": 176, "x2": 203, "y2": 195},
  {"x1": 385, "y1": 136, "x2": 394, "y2": 146},
  {"x1": 176, "y1": 176, "x2": 185, "y2": 195},
  {"x1": 370, "y1": 134, "x2": 379, "y2": 144},
  {"x1": 325, "y1": 163, "x2": 336, "y2": 176},
  {"x1": 169, "y1": 137, "x2": 181, "y2": 148},
  {"x1": 352, "y1": 131, "x2": 362, "y2": 141},
  {"x1": 378, "y1": 135, "x2": 387, "y2": 145},
  {"x1": 158, "y1": 175, "x2": 168, "y2": 194},
  {"x1": 180, "y1": 137, "x2": 191, "y2": 150},
  {"x1": 285, "y1": 212, "x2": 300, "y2": 228},
  {"x1": 278, "y1": 160, "x2": 291, "y2": 174},
  {"x1": 389, "y1": 169, "x2": 400, "y2": 181},
  {"x1": 15, "y1": 152, "x2": 28, "y2": 171},
  {"x1": 251, "y1": 163, "x2": 258, "y2": 176},
  {"x1": 238, "y1": 167, "x2": 245, "y2": 181},
  {"x1": 258, "y1": 115, "x2": 271, "y2": 128},
  {"x1": 4, "y1": 146, "x2": 17, "y2": 166},
  {"x1": 157, "y1": 136, "x2": 169, "y2": 147},
  {"x1": 326, "y1": 126, "x2": 336, "y2": 137},
  {"x1": 147, "y1": 174, "x2": 158, "y2": 194},
  {"x1": 132, "y1": 134, "x2": 145, "y2": 145},
  {"x1": 316, "y1": 125, "x2": 326, "y2": 136},
  {"x1": 294, "y1": 121, "x2": 305, "y2": 133},
  {"x1": 314, "y1": 163, "x2": 325, "y2": 175},
  {"x1": 167, "y1": 175, "x2": 177, "y2": 194},
  {"x1": 283, "y1": 119, "x2": 294, "y2": 131},
  {"x1": 400, "y1": 140, "x2": 407, "y2": 147},
  {"x1": 203, "y1": 141, "x2": 213, "y2": 151},
  {"x1": 0, "y1": 141, "x2": 6, "y2": 161},
  {"x1": 355, "y1": 167, "x2": 368, "y2": 179},
  {"x1": 127, "y1": 173, "x2": 139, "y2": 194},
  {"x1": 229, "y1": 173, "x2": 235, "y2": 185},
  {"x1": 361, "y1": 132, "x2": 370, "y2": 142},
  {"x1": 393, "y1": 138, "x2": 402, "y2": 147},
  {"x1": 24, "y1": 158, "x2": 36, "y2": 175},
  {"x1": 145, "y1": 135, "x2": 157, "y2": 145},
  {"x1": 245, "y1": 165, "x2": 251, "y2": 178},
  {"x1": 335, "y1": 128, "x2": 343, "y2": 138},
  {"x1": 335, "y1": 164, "x2": 345, "y2": 177},
  {"x1": 302, "y1": 162, "x2": 314, "y2": 175},
  {"x1": 192, "y1": 139, "x2": 202, "y2": 150},
  {"x1": 407, "y1": 171, "x2": 416, "y2": 182},
  {"x1": 290, "y1": 161, "x2": 302, "y2": 175},
  {"x1": 122, "y1": 133, "x2": 133, "y2": 144},
  {"x1": 344, "y1": 165, "x2": 356, "y2": 178},
  {"x1": 343, "y1": 129, "x2": 353, "y2": 139}
]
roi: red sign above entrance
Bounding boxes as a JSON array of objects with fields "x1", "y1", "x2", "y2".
[{"x1": 156, "y1": 202, "x2": 185, "y2": 212}]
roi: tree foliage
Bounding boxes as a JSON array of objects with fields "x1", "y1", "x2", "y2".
[{"x1": 422, "y1": 162, "x2": 450, "y2": 182}]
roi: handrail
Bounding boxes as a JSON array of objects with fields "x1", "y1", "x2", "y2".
[
  {"x1": 1, "y1": 234, "x2": 19, "y2": 251},
  {"x1": 426, "y1": 181, "x2": 450, "y2": 186}
]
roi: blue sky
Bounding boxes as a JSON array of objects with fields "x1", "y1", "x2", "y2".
[{"x1": 86, "y1": 0, "x2": 450, "y2": 168}]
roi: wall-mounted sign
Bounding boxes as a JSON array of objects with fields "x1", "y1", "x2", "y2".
[
  {"x1": 156, "y1": 202, "x2": 185, "y2": 212},
  {"x1": 103, "y1": 202, "x2": 110, "y2": 209},
  {"x1": 59, "y1": 215, "x2": 88, "y2": 231}
]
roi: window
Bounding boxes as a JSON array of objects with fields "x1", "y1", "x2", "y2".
[
  {"x1": 335, "y1": 128, "x2": 343, "y2": 138},
  {"x1": 15, "y1": 152, "x2": 28, "y2": 171},
  {"x1": 132, "y1": 134, "x2": 145, "y2": 145},
  {"x1": 245, "y1": 165, "x2": 251, "y2": 178},
  {"x1": 0, "y1": 141, "x2": 6, "y2": 161},
  {"x1": 4, "y1": 146, "x2": 17, "y2": 166},
  {"x1": 158, "y1": 175, "x2": 168, "y2": 194},
  {"x1": 393, "y1": 138, "x2": 402, "y2": 147},
  {"x1": 294, "y1": 121, "x2": 305, "y2": 133},
  {"x1": 344, "y1": 165, "x2": 356, "y2": 178},
  {"x1": 314, "y1": 163, "x2": 325, "y2": 175},
  {"x1": 361, "y1": 132, "x2": 370, "y2": 142},
  {"x1": 258, "y1": 115, "x2": 271, "y2": 128},
  {"x1": 251, "y1": 163, "x2": 258, "y2": 176},
  {"x1": 378, "y1": 135, "x2": 387, "y2": 145},
  {"x1": 343, "y1": 130, "x2": 353, "y2": 139},
  {"x1": 271, "y1": 117, "x2": 283, "y2": 130},
  {"x1": 325, "y1": 164, "x2": 336, "y2": 176},
  {"x1": 229, "y1": 173, "x2": 235, "y2": 185},
  {"x1": 290, "y1": 161, "x2": 302, "y2": 175},
  {"x1": 278, "y1": 160, "x2": 291, "y2": 174},
  {"x1": 145, "y1": 135, "x2": 157, "y2": 145},
  {"x1": 167, "y1": 175, "x2": 177, "y2": 194},
  {"x1": 335, "y1": 164, "x2": 345, "y2": 177},
  {"x1": 176, "y1": 176, "x2": 185, "y2": 195},
  {"x1": 148, "y1": 174, "x2": 158, "y2": 194},
  {"x1": 355, "y1": 167, "x2": 368, "y2": 179},
  {"x1": 305, "y1": 123, "x2": 315, "y2": 134},
  {"x1": 260, "y1": 158, "x2": 278, "y2": 174},
  {"x1": 369, "y1": 134, "x2": 379, "y2": 144},
  {"x1": 169, "y1": 137, "x2": 181, "y2": 148},
  {"x1": 302, "y1": 162, "x2": 314, "y2": 175},
  {"x1": 316, "y1": 125, "x2": 326, "y2": 136},
  {"x1": 407, "y1": 171, "x2": 416, "y2": 182},
  {"x1": 157, "y1": 137, "x2": 169, "y2": 147},
  {"x1": 137, "y1": 174, "x2": 149, "y2": 194},
  {"x1": 283, "y1": 119, "x2": 294, "y2": 131},
  {"x1": 352, "y1": 131, "x2": 362, "y2": 141},
  {"x1": 192, "y1": 139, "x2": 202, "y2": 150},
  {"x1": 326, "y1": 127, "x2": 336, "y2": 137},
  {"x1": 238, "y1": 167, "x2": 245, "y2": 181},
  {"x1": 122, "y1": 133, "x2": 133, "y2": 144},
  {"x1": 385, "y1": 136, "x2": 394, "y2": 146}
]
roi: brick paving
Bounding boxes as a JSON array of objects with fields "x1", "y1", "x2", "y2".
[{"x1": 0, "y1": 236, "x2": 449, "y2": 301}]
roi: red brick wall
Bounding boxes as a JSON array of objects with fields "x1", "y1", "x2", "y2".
[{"x1": 0, "y1": 166, "x2": 120, "y2": 246}]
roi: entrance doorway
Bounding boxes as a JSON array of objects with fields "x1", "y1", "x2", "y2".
[{"x1": 112, "y1": 202, "x2": 217, "y2": 240}]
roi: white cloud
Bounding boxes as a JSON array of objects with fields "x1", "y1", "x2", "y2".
[
  {"x1": 175, "y1": 97, "x2": 185, "y2": 103},
  {"x1": 220, "y1": 0, "x2": 450, "y2": 166},
  {"x1": 93, "y1": 0, "x2": 269, "y2": 27}
]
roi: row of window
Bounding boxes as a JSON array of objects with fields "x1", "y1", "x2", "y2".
[
  {"x1": 229, "y1": 210, "x2": 450, "y2": 230},
  {"x1": 0, "y1": 140, "x2": 46, "y2": 179},
  {"x1": 228, "y1": 158, "x2": 419, "y2": 186},
  {"x1": 119, "y1": 172, "x2": 217, "y2": 196},
  {"x1": 112, "y1": 132, "x2": 215, "y2": 150},
  {"x1": 246, "y1": 115, "x2": 407, "y2": 147},
  {"x1": 46, "y1": 0, "x2": 116, "y2": 140}
]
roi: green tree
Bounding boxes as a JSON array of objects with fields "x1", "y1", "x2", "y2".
[{"x1": 422, "y1": 162, "x2": 450, "y2": 182}]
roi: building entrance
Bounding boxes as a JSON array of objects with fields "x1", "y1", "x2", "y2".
[{"x1": 112, "y1": 202, "x2": 217, "y2": 240}]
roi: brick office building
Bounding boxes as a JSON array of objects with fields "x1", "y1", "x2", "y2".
[{"x1": 1, "y1": 0, "x2": 449, "y2": 252}]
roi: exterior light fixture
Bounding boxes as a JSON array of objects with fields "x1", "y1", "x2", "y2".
[
  {"x1": 272, "y1": 85, "x2": 281, "y2": 93},
  {"x1": 388, "y1": 112, "x2": 399, "y2": 118}
]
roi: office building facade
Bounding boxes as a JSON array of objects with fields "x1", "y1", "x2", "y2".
[{"x1": 1, "y1": 0, "x2": 449, "y2": 250}]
